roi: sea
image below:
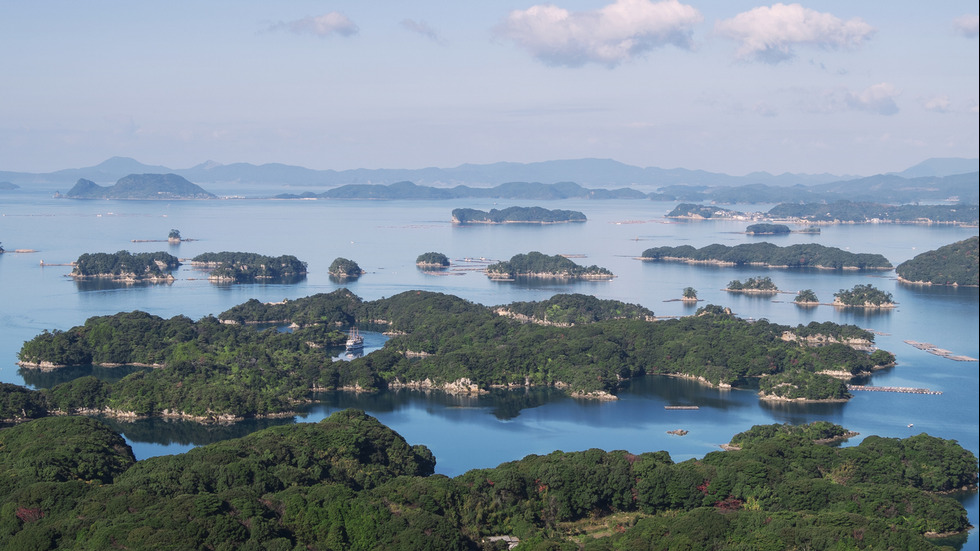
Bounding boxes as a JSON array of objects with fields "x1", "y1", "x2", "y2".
[{"x1": 1, "y1": 184, "x2": 978, "y2": 546}]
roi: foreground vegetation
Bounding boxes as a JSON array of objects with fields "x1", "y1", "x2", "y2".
[
  {"x1": 896, "y1": 236, "x2": 979, "y2": 286},
  {"x1": 641, "y1": 242, "x2": 892, "y2": 270},
  {"x1": 0, "y1": 413, "x2": 974, "y2": 550},
  {"x1": 10, "y1": 291, "x2": 896, "y2": 422}
]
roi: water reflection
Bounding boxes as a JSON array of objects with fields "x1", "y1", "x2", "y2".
[{"x1": 20, "y1": 364, "x2": 151, "y2": 388}]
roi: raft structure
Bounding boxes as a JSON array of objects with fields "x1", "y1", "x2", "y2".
[
  {"x1": 846, "y1": 385, "x2": 942, "y2": 395},
  {"x1": 904, "y1": 340, "x2": 977, "y2": 361}
]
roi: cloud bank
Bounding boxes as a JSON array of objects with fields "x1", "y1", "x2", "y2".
[
  {"x1": 275, "y1": 12, "x2": 359, "y2": 37},
  {"x1": 495, "y1": 0, "x2": 703, "y2": 68},
  {"x1": 716, "y1": 3, "x2": 875, "y2": 63},
  {"x1": 845, "y1": 83, "x2": 900, "y2": 115},
  {"x1": 953, "y1": 14, "x2": 979, "y2": 38}
]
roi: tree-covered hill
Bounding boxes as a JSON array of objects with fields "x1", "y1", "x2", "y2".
[
  {"x1": 190, "y1": 252, "x2": 307, "y2": 283},
  {"x1": 641, "y1": 242, "x2": 893, "y2": 270},
  {"x1": 12, "y1": 291, "x2": 895, "y2": 422},
  {"x1": 70, "y1": 251, "x2": 180, "y2": 281},
  {"x1": 0, "y1": 414, "x2": 974, "y2": 550},
  {"x1": 63, "y1": 174, "x2": 216, "y2": 199},
  {"x1": 896, "y1": 236, "x2": 979, "y2": 286}
]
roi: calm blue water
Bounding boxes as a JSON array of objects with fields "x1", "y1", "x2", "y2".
[{"x1": 1, "y1": 189, "x2": 978, "y2": 544}]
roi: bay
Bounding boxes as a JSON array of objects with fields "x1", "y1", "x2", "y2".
[{"x1": 1, "y1": 189, "x2": 977, "y2": 545}]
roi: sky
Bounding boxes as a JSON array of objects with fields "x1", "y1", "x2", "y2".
[{"x1": 1, "y1": 1, "x2": 977, "y2": 176}]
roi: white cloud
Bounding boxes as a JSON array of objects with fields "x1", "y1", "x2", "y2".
[
  {"x1": 846, "y1": 83, "x2": 899, "y2": 115},
  {"x1": 402, "y1": 19, "x2": 441, "y2": 42},
  {"x1": 275, "y1": 13, "x2": 359, "y2": 37},
  {"x1": 921, "y1": 95, "x2": 950, "y2": 113},
  {"x1": 953, "y1": 14, "x2": 979, "y2": 38},
  {"x1": 494, "y1": 0, "x2": 703, "y2": 68},
  {"x1": 716, "y1": 3, "x2": 875, "y2": 63}
]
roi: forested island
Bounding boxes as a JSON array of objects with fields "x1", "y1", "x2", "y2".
[
  {"x1": 451, "y1": 206, "x2": 586, "y2": 224},
  {"x1": 416, "y1": 252, "x2": 450, "y2": 268},
  {"x1": 745, "y1": 223, "x2": 790, "y2": 234},
  {"x1": 486, "y1": 252, "x2": 613, "y2": 280},
  {"x1": 640, "y1": 242, "x2": 893, "y2": 270},
  {"x1": 11, "y1": 290, "x2": 896, "y2": 422},
  {"x1": 328, "y1": 257, "x2": 364, "y2": 278},
  {"x1": 190, "y1": 252, "x2": 307, "y2": 283},
  {"x1": 61, "y1": 174, "x2": 216, "y2": 200},
  {"x1": 794, "y1": 289, "x2": 820, "y2": 305},
  {"x1": 69, "y1": 251, "x2": 180, "y2": 282},
  {"x1": 666, "y1": 203, "x2": 747, "y2": 220},
  {"x1": 833, "y1": 284, "x2": 896, "y2": 308},
  {"x1": 0, "y1": 413, "x2": 974, "y2": 550},
  {"x1": 896, "y1": 236, "x2": 979, "y2": 286},
  {"x1": 724, "y1": 276, "x2": 779, "y2": 294}
]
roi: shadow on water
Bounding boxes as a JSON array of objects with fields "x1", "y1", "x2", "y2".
[
  {"x1": 96, "y1": 415, "x2": 296, "y2": 447},
  {"x1": 73, "y1": 279, "x2": 174, "y2": 292},
  {"x1": 20, "y1": 364, "x2": 152, "y2": 388}
]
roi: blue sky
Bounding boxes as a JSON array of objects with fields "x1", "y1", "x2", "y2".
[{"x1": 1, "y1": 1, "x2": 977, "y2": 176}]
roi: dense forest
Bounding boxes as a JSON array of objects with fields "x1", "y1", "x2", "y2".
[
  {"x1": 416, "y1": 252, "x2": 450, "y2": 267},
  {"x1": 10, "y1": 291, "x2": 895, "y2": 422},
  {"x1": 725, "y1": 276, "x2": 778, "y2": 293},
  {"x1": 70, "y1": 251, "x2": 181, "y2": 281},
  {"x1": 486, "y1": 252, "x2": 613, "y2": 279},
  {"x1": 640, "y1": 242, "x2": 893, "y2": 270},
  {"x1": 0, "y1": 412, "x2": 974, "y2": 550},
  {"x1": 745, "y1": 223, "x2": 790, "y2": 234},
  {"x1": 451, "y1": 206, "x2": 587, "y2": 224},
  {"x1": 833, "y1": 284, "x2": 895, "y2": 307},
  {"x1": 895, "y1": 236, "x2": 979, "y2": 286},
  {"x1": 190, "y1": 252, "x2": 307, "y2": 283}
]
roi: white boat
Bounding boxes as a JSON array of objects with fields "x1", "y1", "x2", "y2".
[{"x1": 345, "y1": 327, "x2": 364, "y2": 352}]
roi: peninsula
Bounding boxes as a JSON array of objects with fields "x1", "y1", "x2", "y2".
[
  {"x1": 486, "y1": 251, "x2": 613, "y2": 280},
  {"x1": 640, "y1": 242, "x2": 893, "y2": 270},
  {"x1": 451, "y1": 206, "x2": 586, "y2": 224},
  {"x1": 895, "y1": 236, "x2": 979, "y2": 286},
  {"x1": 62, "y1": 173, "x2": 216, "y2": 200}
]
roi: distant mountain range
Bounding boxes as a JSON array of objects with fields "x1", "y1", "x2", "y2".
[
  {"x1": 1, "y1": 156, "x2": 975, "y2": 189},
  {"x1": 2, "y1": 156, "x2": 977, "y2": 204}
]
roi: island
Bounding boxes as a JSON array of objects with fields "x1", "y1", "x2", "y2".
[
  {"x1": 14, "y1": 290, "x2": 895, "y2": 422},
  {"x1": 833, "y1": 284, "x2": 896, "y2": 308},
  {"x1": 682, "y1": 287, "x2": 698, "y2": 302},
  {"x1": 190, "y1": 252, "x2": 308, "y2": 283},
  {"x1": 745, "y1": 223, "x2": 790, "y2": 235},
  {"x1": 328, "y1": 257, "x2": 364, "y2": 278},
  {"x1": 168, "y1": 228, "x2": 181, "y2": 243},
  {"x1": 486, "y1": 251, "x2": 613, "y2": 280},
  {"x1": 767, "y1": 200, "x2": 979, "y2": 225},
  {"x1": 640, "y1": 242, "x2": 893, "y2": 270},
  {"x1": 895, "y1": 236, "x2": 979, "y2": 286},
  {"x1": 415, "y1": 251, "x2": 450, "y2": 268},
  {"x1": 451, "y1": 206, "x2": 586, "y2": 224},
  {"x1": 0, "y1": 412, "x2": 973, "y2": 550},
  {"x1": 0, "y1": 180, "x2": 18, "y2": 190},
  {"x1": 724, "y1": 276, "x2": 779, "y2": 294},
  {"x1": 69, "y1": 251, "x2": 181, "y2": 282},
  {"x1": 665, "y1": 203, "x2": 748, "y2": 220},
  {"x1": 318, "y1": 180, "x2": 646, "y2": 200},
  {"x1": 794, "y1": 288, "x2": 820, "y2": 306},
  {"x1": 62, "y1": 173, "x2": 216, "y2": 200}
]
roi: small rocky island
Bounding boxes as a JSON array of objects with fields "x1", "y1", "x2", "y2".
[
  {"x1": 328, "y1": 257, "x2": 364, "y2": 279},
  {"x1": 745, "y1": 223, "x2": 791, "y2": 235},
  {"x1": 69, "y1": 251, "x2": 180, "y2": 282},
  {"x1": 452, "y1": 206, "x2": 586, "y2": 224},
  {"x1": 486, "y1": 251, "x2": 613, "y2": 280},
  {"x1": 833, "y1": 284, "x2": 895, "y2": 309},
  {"x1": 416, "y1": 252, "x2": 450, "y2": 268},
  {"x1": 724, "y1": 276, "x2": 779, "y2": 294},
  {"x1": 62, "y1": 173, "x2": 216, "y2": 200},
  {"x1": 794, "y1": 289, "x2": 819, "y2": 306}
]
